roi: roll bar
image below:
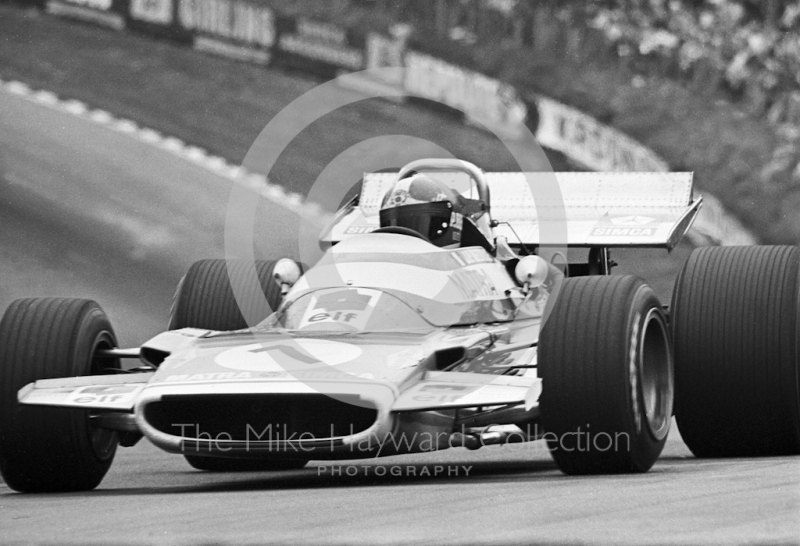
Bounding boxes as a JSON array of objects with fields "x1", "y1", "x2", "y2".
[{"x1": 396, "y1": 159, "x2": 491, "y2": 218}]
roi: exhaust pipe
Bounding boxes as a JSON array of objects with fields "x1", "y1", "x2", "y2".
[{"x1": 449, "y1": 426, "x2": 529, "y2": 450}]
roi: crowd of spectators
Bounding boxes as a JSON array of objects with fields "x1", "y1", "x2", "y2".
[
  {"x1": 402, "y1": 0, "x2": 800, "y2": 235},
  {"x1": 578, "y1": 0, "x2": 800, "y2": 124},
  {"x1": 366, "y1": 0, "x2": 799, "y2": 125},
  {"x1": 286, "y1": 0, "x2": 800, "y2": 239},
  {"x1": 566, "y1": 0, "x2": 800, "y2": 232}
]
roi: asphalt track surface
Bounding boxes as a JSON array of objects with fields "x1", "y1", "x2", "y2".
[{"x1": 0, "y1": 87, "x2": 798, "y2": 544}]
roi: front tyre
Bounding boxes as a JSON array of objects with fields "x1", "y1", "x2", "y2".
[
  {"x1": 169, "y1": 259, "x2": 285, "y2": 332},
  {"x1": 0, "y1": 298, "x2": 120, "y2": 492},
  {"x1": 539, "y1": 276, "x2": 673, "y2": 474}
]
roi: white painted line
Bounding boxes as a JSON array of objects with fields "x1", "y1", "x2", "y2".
[
  {"x1": 183, "y1": 146, "x2": 208, "y2": 161},
  {"x1": 113, "y1": 119, "x2": 139, "y2": 133},
  {"x1": 203, "y1": 155, "x2": 228, "y2": 174},
  {"x1": 62, "y1": 99, "x2": 88, "y2": 115},
  {"x1": 0, "y1": 76, "x2": 750, "y2": 244},
  {"x1": 5, "y1": 81, "x2": 30, "y2": 95},
  {"x1": 34, "y1": 90, "x2": 59, "y2": 105},
  {"x1": 0, "y1": 78, "x2": 323, "y2": 220},
  {"x1": 160, "y1": 137, "x2": 185, "y2": 152},
  {"x1": 137, "y1": 128, "x2": 162, "y2": 143},
  {"x1": 89, "y1": 109, "x2": 114, "y2": 124}
]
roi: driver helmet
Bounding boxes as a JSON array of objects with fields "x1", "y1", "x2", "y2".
[{"x1": 379, "y1": 173, "x2": 464, "y2": 248}]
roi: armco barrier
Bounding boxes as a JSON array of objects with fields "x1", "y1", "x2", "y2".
[
  {"x1": 127, "y1": 0, "x2": 190, "y2": 43},
  {"x1": 36, "y1": 1, "x2": 756, "y2": 246},
  {"x1": 177, "y1": 0, "x2": 277, "y2": 64},
  {"x1": 532, "y1": 95, "x2": 669, "y2": 173},
  {"x1": 273, "y1": 15, "x2": 366, "y2": 78},
  {"x1": 403, "y1": 50, "x2": 528, "y2": 141},
  {"x1": 45, "y1": 0, "x2": 127, "y2": 30}
]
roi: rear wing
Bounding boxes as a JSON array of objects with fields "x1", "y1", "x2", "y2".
[{"x1": 322, "y1": 171, "x2": 701, "y2": 250}]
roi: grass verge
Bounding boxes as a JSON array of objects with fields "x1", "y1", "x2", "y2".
[
  {"x1": 260, "y1": 2, "x2": 794, "y2": 244},
  {"x1": 0, "y1": 5, "x2": 571, "y2": 204}
]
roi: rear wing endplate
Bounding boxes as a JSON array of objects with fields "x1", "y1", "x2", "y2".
[{"x1": 322, "y1": 172, "x2": 700, "y2": 250}]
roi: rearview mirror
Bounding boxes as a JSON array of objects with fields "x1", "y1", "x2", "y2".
[{"x1": 514, "y1": 256, "x2": 548, "y2": 288}]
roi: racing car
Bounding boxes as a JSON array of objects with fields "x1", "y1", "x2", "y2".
[{"x1": 1, "y1": 159, "x2": 798, "y2": 492}]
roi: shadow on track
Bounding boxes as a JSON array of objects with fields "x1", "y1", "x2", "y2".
[{"x1": 3, "y1": 458, "x2": 563, "y2": 497}]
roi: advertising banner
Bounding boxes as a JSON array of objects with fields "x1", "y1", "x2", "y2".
[
  {"x1": 178, "y1": 0, "x2": 276, "y2": 65},
  {"x1": 275, "y1": 16, "x2": 365, "y2": 77},
  {"x1": 46, "y1": 0, "x2": 127, "y2": 30},
  {"x1": 366, "y1": 33, "x2": 404, "y2": 84},
  {"x1": 403, "y1": 51, "x2": 528, "y2": 140},
  {"x1": 130, "y1": 0, "x2": 170, "y2": 24},
  {"x1": 127, "y1": 0, "x2": 192, "y2": 42},
  {"x1": 534, "y1": 95, "x2": 670, "y2": 173},
  {"x1": 337, "y1": 32, "x2": 406, "y2": 100}
]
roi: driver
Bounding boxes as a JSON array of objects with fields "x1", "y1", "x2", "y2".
[{"x1": 378, "y1": 173, "x2": 494, "y2": 252}]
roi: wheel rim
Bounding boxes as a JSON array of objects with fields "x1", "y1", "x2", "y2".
[
  {"x1": 88, "y1": 334, "x2": 119, "y2": 461},
  {"x1": 639, "y1": 308, "x2": 673, "y2": 441}
]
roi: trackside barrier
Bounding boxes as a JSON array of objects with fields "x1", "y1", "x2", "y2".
[
  {"x1": 273, "y1": 15, "x2": 366, "y2": 78},
  {"x1": 45, "y1": 0, "x2": 127, "y2": 30},
  {"x1": 176, "y1": 0, "x2": 277, "y2": 64},
  {"x1": 128, "y1": 0, "x2": 190, "y2": 43},
  {"x1": 37, "y1": 0, "x2": 756, "y2": 246},
  {"x1": 402, "y1": 50, "x2": 529, "y2": 141}
]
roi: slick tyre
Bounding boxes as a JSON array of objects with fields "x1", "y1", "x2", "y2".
[
  {"x1": 0, "y1": 298, "x2": 120, "y2": 492},
  {"x1": 539, "y1": 276, "x2": 673, "y2": 474},
  {"x1": 184, "y1": 455, "x2": 308, "y2": 472},
  {"x1": 169, "y1": 259, "x2": 287, "y2": 331},
  {"x1": 672, "y1": 246, "x2": 800, "y2": 457}
]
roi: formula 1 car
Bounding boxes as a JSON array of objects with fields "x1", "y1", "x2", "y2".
[{"x1": 1, "y1": 159, "x2": 798, "y2": 492}]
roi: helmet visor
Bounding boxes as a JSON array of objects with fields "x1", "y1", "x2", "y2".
[{"x1": 379, "y1": 202, "x2": 461, "y2": 247}]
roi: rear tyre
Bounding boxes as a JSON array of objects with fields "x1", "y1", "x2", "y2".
[
  {"x1": 169, "y1": 259, "x2": 286, "y2": 331},
  {"x1": 0, "y1": 298, "x2": 120, "y2": 492},
  {"x1": 184, "y1": 455, "x2": 308, "y2": 472},
  {"x1": 539, "y1": 276, "x2": 673, "y2": 474},
  {"x1": 672, "y1": 246, "x2": 800, "y2": 457}
]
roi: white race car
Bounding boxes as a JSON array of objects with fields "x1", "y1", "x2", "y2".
[{"x1": 1, "y1": 159, "x2": 797, "y2": 492}]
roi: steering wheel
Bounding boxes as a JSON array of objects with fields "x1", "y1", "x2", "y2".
[{"x1": 371, "y1": 226, "x2": 432, "y2": 243}]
